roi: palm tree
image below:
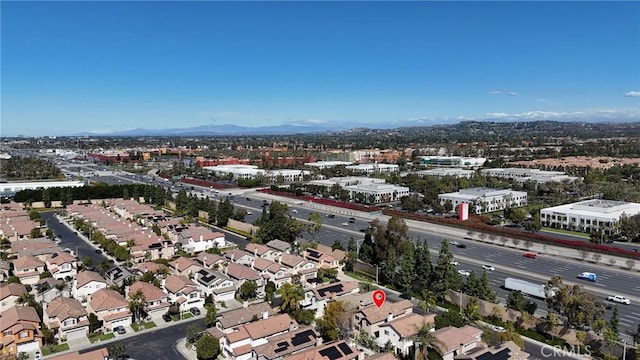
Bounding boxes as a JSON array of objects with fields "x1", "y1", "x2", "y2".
[
  {"x1": 278, "y1": 283, "x2": 304, "y2": 314},
  {"x1": 419, "y1": 290, "x2": 437, "y2": 313},
  {"x1": 128, "y1": 289, "x2": 147, "y2": 323},
  {"x1": 413, "y1": 322, "x2": 443, "y2": 360},
  {"x1": 15, "y1": 292, "x2": 36, "y2": 306}
]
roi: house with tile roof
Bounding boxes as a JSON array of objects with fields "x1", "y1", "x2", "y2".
[
  {"x1": 225, "y1": 263, "x2": 264, "y2": 288},
  {"x1": 303, "y1": 245, "x2": 344, "y2": 269},
  {"x1": 194, "y1": 253, "x2": 226, "y2": 270},
  {"x1": 127, "y1": 281, "x2": 171, "y2": 318},
  {"x1": 12, "y1": 255, "x2": 45, "y2": 285},
  {"x1": 245, "y1": 243, "x2": 281, "y2": 261},
  {"x1": 221, "y1": 313, "x2": 298, "y2": 360},
  {"x1": 251, "y1": 258, "x2": 291, "y2": 289},
  {"x1": 431, "y1": 325, "x2": 484, "y2": 360},
  {"x1": 194, "y1": 268, "x2": 236, "y2": 303},
  {"x1": 376, "y1": 313, "x2": 437, "y2": 356},
  {"x1": 461, "y1": 340, "x2": 529, "y2": 360},
  {"x1": 223, "y1": 249, "x2": 255, "y2": 266},
  {"x1": 168, "y1": 256, "x2": 203, "y2": 277},
  {"x1": 72, "y1": 271, "x2": 108, "y2": 305},
  {"x1": 0, "y1": 283, "x2": 27, "y2": 313},
  {"x1": 0, "y1": 305, "x2": 42, "y2": 356},
  {"x1": 216, "y1": 302, "x2": 276, "y2": 333},
  {"x1": 87, "y1": 289, "x2": 131, "y2": 331},
  {"x1": 353, "y1": 299, "x2": 413, "y2": 337},
  {"x1": 278, "y1": 253, "x2": 317, "y2": 284},
  {"x1": 265, "y1": 239, "x2": 291, "y2": 254},
  {"x1": 178, "y1": 226, "x2": 225, "y2": 253},
  {"x1": 300, "y1": 281, "x2": 360, "y2": 318},
  {"x1": 163, "y1": 274, "x2": 205, "y2": 313},
  {"x1": 285, "y1": 340, "x2": 357, "y2": 360},
  {"x1": 47, "y1": 347, "x2": 110, "y2": 360},
  {"x1": 0, "y1": 260, "x2": 10, "y2": 282},
  {"x1": 43, "y1": 297, "x2": 89, "y2": 341},
  {"x1": 44, "y1": 251, "x2": 78, "y2": 281},
  {"x1": 10, "y1": 238, "x2": 62, "y2": 259},
  {"x1": 251, "y1": 326, "x2": 320, "y2": 360}
]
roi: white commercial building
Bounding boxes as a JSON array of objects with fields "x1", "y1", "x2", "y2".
[
  {"x1": 345, "y1": 163, "x2": 399, "y2": 174},
  {"x1": 415, "y1": 168, "x2": 476, "y2": 178},
  {"x1": 481, "y1": 168, "x2": 581, "y2": 184},
  {"x1": 540, "y1": 199, "x2": 640, "y2": 234},
  {"x1": 203, "y1": 165, "x2": 309, "y2": 182},
  {"x1": 304, "y1": 161, "x2": 353, "y2": 169},
  {"x1": 415, "y1": 156, "x2": 486, "y2": 169},
  {"x1": 0, "y1": 180, "x2": 86, "y2": 196},
  {"x1": 307, "y1": 176, "x2": 386, "y2": 188},
  {"x1": 344, "y1": 183, "x2": 410, "y2": 204},
  {"x1": 438, "y1": 187, "x2": 528, "y2": 214}
]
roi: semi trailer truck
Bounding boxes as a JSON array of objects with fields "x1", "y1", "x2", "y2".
[{"x1": 504, "y1": 277, "x2": 555, "y2": 299}]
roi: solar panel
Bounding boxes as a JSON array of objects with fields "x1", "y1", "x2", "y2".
[
  {"x1": 337, "y1": 342, "x2": 352, "y2": 355},
  {"x1": 319, "y1": 346, "x2": 342, "y2": 360},
  {"x1": 291, "y1": 329, "x2": 315, "y2": 346},
  {"x1": 317, "y1": 284, "x2": 344, "y2": 297},
  {"x1": 275, "y1": 346, "x2": 288, "y2": 354},
  {"x1": 476, "y1": 348, "x2": 510, "y2": 360},
  {"x1": 277, "y1": 342, "x2": 288, "y2": 347},
  {"x1": 306, "y1": 249, "x2": 321, "y2": 259}
]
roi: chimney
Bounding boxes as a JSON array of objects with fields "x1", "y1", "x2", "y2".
[
  {"x1": 387, "y1": 312, "x2": 393, "y2": 322},
  {"x1": 200, "y1": 235, "x2": 203, "y2": 242},
  {"x1": 243, "y1": 301, "x2": 248, "y2": 309},
  {"x1": 253, "y1": 247, "x2": 258, "y2": 257},
  {"x1": 262, "y1": 311, "x2": 268, "y2": 320},
  {"x1": 289, "y1": 321, "x2": 297, "y2": 332},
  {"x1": 359, "y1": 300, "x2": 365, "y2": 309}
]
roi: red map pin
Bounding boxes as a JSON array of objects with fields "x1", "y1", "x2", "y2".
[{"x1": 372, "y1": 290, "x2": 386, "y2": 308}]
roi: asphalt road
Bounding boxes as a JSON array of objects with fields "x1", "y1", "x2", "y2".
[{"x1": 78, "y1": 318, "x2": 204, "y2": 360}]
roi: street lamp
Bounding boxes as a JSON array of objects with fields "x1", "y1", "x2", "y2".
[{"x1": 622, "y1": 340, "x2": 626, "y2": 360}]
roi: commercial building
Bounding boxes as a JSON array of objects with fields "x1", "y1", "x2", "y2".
[
  {"x1": 344, "y1": 183, "x2": 410, "y2": 204},
  {"x1": 0, "y1": 180, "x2": 86, "y2": 197},
  {"x1": 202, "y1": 165, "x2": 309, "y2": 182},
  {"x1": 415, "y1": 156, "x2": 486, "y2": 169},
  {"x1": 304, "y1": 161, "x2": 353, "y2": 169},
  {"x1": 307, "y1": 176, "x2": 386, "y2": 188},
  {"x1": 438, "y1": 187, "x2": 527, "y2": 214},
  {"x1": 415, "y1": 168, "x2": 476, "y2": 179},
  {"x1": 480, "y1": 168, "x2": 581, "y2": 184},
  {"x1": 540, "y1": 199, "x2": 640, "y2": 234},
  {"x1": 345, "y1": 163, "x2": 399, "y2": 174}
]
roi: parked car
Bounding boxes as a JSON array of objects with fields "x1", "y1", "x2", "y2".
[
  {"x1": 450, "y1": 241, "x2": 460, "y2": 246},
  {"x1": 114, "y1": 326, "x2": 126, "y2": 334},
  {"x1": 522, "y1": 253, "x2": 537, "y2": 259},
  {"x1": 349, "y1": 217, "x2": 356, "y2": 223},
  {"x1": 34, "y1": 351, "x2": 42, "y2": 360},
  {"x1": 162, "y1": 313, "x2": 172, "y2": 322},
  {"x1": 291, "y1": 209, "x2": 298, "y2": 213},
  {"x1": 326, "y1": 214, "x2": 335, "y2": 218},
  {"x1": 482, "y1": 264, "x2": 496, "y2": 271},
  {"x1": 341, "y1": 222, "x2": 349, "y2": 226},
  {"x1": 450, "y1": 260, "x2": 459, "y2": 266},
  {"x1": 458, "y1": 269, "x2": 470, "y2": 276},
  {"x1": 246, "y1": 211, "x2": 252, "y2": 215},
  {"x1": 95, "y1": 249, "x2": 102, "y2": 254},
  {"x1": 190, "y1": 307, "x2": 201, "y2": 316},
  {"x1": 607, "y1": 295, "x2": 630, "y2": 305},
  {"x1": 456, "y1": 244, "x2": 467, "y2": 249}
]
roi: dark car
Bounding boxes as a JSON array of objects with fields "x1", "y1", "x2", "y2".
[
  {"x1": 326, "y1": 214, "x2": 335, "y2": 218},
  {"x1": 95, "y1": 249, "x2": 102, "y2": 254},
  {"x1": 456, "y1": 244, "x2": 467, "y2": 249},
  {"x1": 189, "y1": 307, "x2": 201, "y2": 316},
  {"x1": 114, "y1": 326, "x2": 126, "y2": 334},
  {"x1": 162, "y1": 313, "x2": 172, "y2": 322}
]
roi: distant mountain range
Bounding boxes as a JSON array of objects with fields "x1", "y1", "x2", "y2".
[{"x1": 74, "y1": 117, "x2": 639, "y2": 137}]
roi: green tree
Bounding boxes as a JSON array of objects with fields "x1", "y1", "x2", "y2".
[
  {"x1": 42, "y1": 188, "x2": 51, "y2": 208},
  {"x1": 128, "y1": 289, "x2": 147, "y2": 323},
  {"x1": 414, "y1": 240, "x2": 432, "y2": 291},
  {"x1": 608, "y1": 305, "x2": 619, "y2": 340},
  {"x1": 204, "y1": 304, "x2": 218, "y2": 328},
  {"x1": 265, "y1": 281, "x2": 276, "y2": 304},
  {"x1": 316, "y1": 301, "x2": 351, "y2": 341},
  {"x1": 331, "y1": 240, "x2": 344, "y2": 251},
  {"x1": 398, "y1": 242, "x2": 415, "y2": 292},
  {"x1": 278, "y1": 283, "x2": 304, "y2": 314},
  {"x1": 217, "y1": 197, "x2": 234, "y2": 227},
  {"x1": 39, "y1": 271, "x2": 52, "y2": 279},
  {"x1": 381, "y1": 247, "x2": 397, "y2": 286},
  {"x1": 430, "y1": 240, "x2": 462, "y2": 300},
  {"x1": 478, "y1": 271, "x2": 497, "y2": 302},
  {"x1": 500, "y1": 323, "x2": 524, "y2": 350},
  {"x1": 107, "y1": 343, "x2": 127, "y2": 360},
  {"x1": 237, "y1": 280, "x2": 258, "y2": 301},
  {"x1": 434, "y1": 309, "x2": 465, "y2": 329},
  {"x1": 30, "y1": 228, "x2": 42, "y2": 238},
  {"x1": 186, "y1": 323, "x2": 204, "y2": 344},
  {"x1": 196, "y1": 333, "x2": 220, "y2": 360},
  {"x1": 307, "y1": 212, "x2": 322, "y2": 240},
  {"x1": 413, "y1": 322, "x2": 443, "y2": 360},
  {"x1": 463, "y1": 296, "x2": 481, "y2": 324},
  {"x1": 88, "y1": 313, "x2": 102, "y2": 334}
]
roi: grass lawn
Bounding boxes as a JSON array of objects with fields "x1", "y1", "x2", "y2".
[
  {"x1": 42, "y1": 343, "x2": 70, "y2": 355},
  {"x1": 182, "y1": 313, "x2": 194, "y2": 320},
  {"x1": 89, "y1": 332, "x2": 115, "y2": 343},
  {"x1": 541, "y1": 227, "x2": 590, "y2": 239},
  {"x1": 131, "y1": 321, "x2": 157, "y2": 332}
]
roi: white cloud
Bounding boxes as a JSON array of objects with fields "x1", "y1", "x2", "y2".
[
  {"x1": 483, "y1": 109, "x2": 639, "y2": 122},
  {"x1": 488, "y1": 89, "x2": 518, "y2": 96},
  {"x1": 288, "y1": 118, "x2": 328, "y2": 126},
  {"x1": 624, "y1": 91, "x2": 640, "y2": 97}
]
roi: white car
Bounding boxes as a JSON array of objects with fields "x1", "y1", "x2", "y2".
[
  {"x1": 482, "y1": 264, "x2": 496, "y2": 271},
  {"x1": 292, "y1": 209, "x2": 298, "y2": 213},
  {"x1": 450, "y1": 260, "x2": 459, "y2": 266},
  {"x1": 607, "y1": 295, "x2": 631, "y2": 305},
  {"x1": 449, "y1": 241, "x2": 460, "y2": 246},
  {"x1": 246, "y1": 211, "x2": 252, "y2": 215},
  {"x1": 458, "y1": 269, "x2": 470, "y2": 276},
  {"x1": 341, "y1": 222, "x2": 349, "y2": 226},
  {"x1": 489, "y1": 325, "x2": 506, "y2": 333}
]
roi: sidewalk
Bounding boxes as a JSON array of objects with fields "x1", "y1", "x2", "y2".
[{"x1": 176, "y1": 337, "x2": 198, "y2": 360}]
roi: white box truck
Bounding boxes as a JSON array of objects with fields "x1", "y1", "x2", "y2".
[
  {"x1": 504, "y1": 277, "x2": 554, "y2": 299},
  {"x1": 577, "y1": 272, "x2": 597, "y2": 282}
]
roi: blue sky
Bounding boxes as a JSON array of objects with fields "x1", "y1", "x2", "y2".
[{"x1": 2, "y1": 1, "x2": 639, "y2": 136}]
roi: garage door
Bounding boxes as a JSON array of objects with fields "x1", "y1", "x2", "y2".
[
  {"x1": 66, "y1": 328, "x2": 87, "y2": 341},
  {"x1": 17, "y1": 341, "x2": 40, "y2": 353},
  {"x1": 111, "y1": 318, "x2": 130, "y2": 330}
]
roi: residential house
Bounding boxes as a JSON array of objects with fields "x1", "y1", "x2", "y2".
[
  {"x1": 251, "y1": 326, "x2": 320, "y2": 360},
  {"x1": 300, "y1": 281, "x2": 360, "y2": 318},
  {"x1": 303, "y1": 245, "x2": 344, "y2": 270},
  {"x1": 0, "y1": 283, "x2": 27, "y2": 313},
  {"x1": 44, "y1": 251, "x2": 78, "y2": 281},
  {"x1": 0, "y1": 305, "x2": 42, "y2": 356},
  {"x1": 87, "y1": 289, "x2": 131, "y2": 331},
  {"x1": 376, "y1": 313, "x2": 437, "y2": 356},
  {"x1": 216, "y1": 303, "x2": 276, "y2": 334},
  {"x1": 226, "y1": 263, "x2": 264, "y2": 288},
  {"x1": 285, "y1": 340, "x2": 357, "y2": 360},
  {"x1": 246, "y1": 243, "x2": 281, "y2": 262},
  {"x1": 72, "y1": 271, "x2": 108, "y2": 305},
  {"x1": 43, "y1": 297, "x2": 89, "y2": 341},
  {"x1": 224, "y1": 249, "x2": 255, "y2": 266},
  {"x1": 194, "y1": 253, "x2": 226, "y2": 270},
  {"x1": 194, "y1": 268, "x2": 236, "y2": 303},
  {"x1": 251, "y1": 258, "x2": 290, "y2": 289},
  {"x1": 178, "y1": 226, "x2": 225, "y2": 253},
  {"x1": 431, "y1": 325, "x2": 484, "y2": 360},
  {"x1": 278, "y1": 254, "x2": 317, "y2": 284},
  {"x1": 12, "y1": 255, "x2": 46, "y2": 285},
  {"x1": 35, "y1": 277, "x2": 70, "y2": 304},
  {"x1": 0, "y1": 260, "x2": 11, "y2": 282},
  {"x1": 221, "y1": 314, "x2": 297, "y2": 360},
  {"x1": 265, "y1": 239, "x2": 291, "y2": 254},
  {"x1": 353, "y1": 299, "x2": 413, "y2": 337},
  {"x1": 163, "y1": 274, "x2": 204, "y2": 313},
  {"x1": 128, "y1": 281, "x2": 171, "y2": 319},
  {"x1": 47, "y1": 347, "x2": 110, "y2": 360},
  {"x1": 168, "y1": 256, "x2": 203, "y2": 277}
]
